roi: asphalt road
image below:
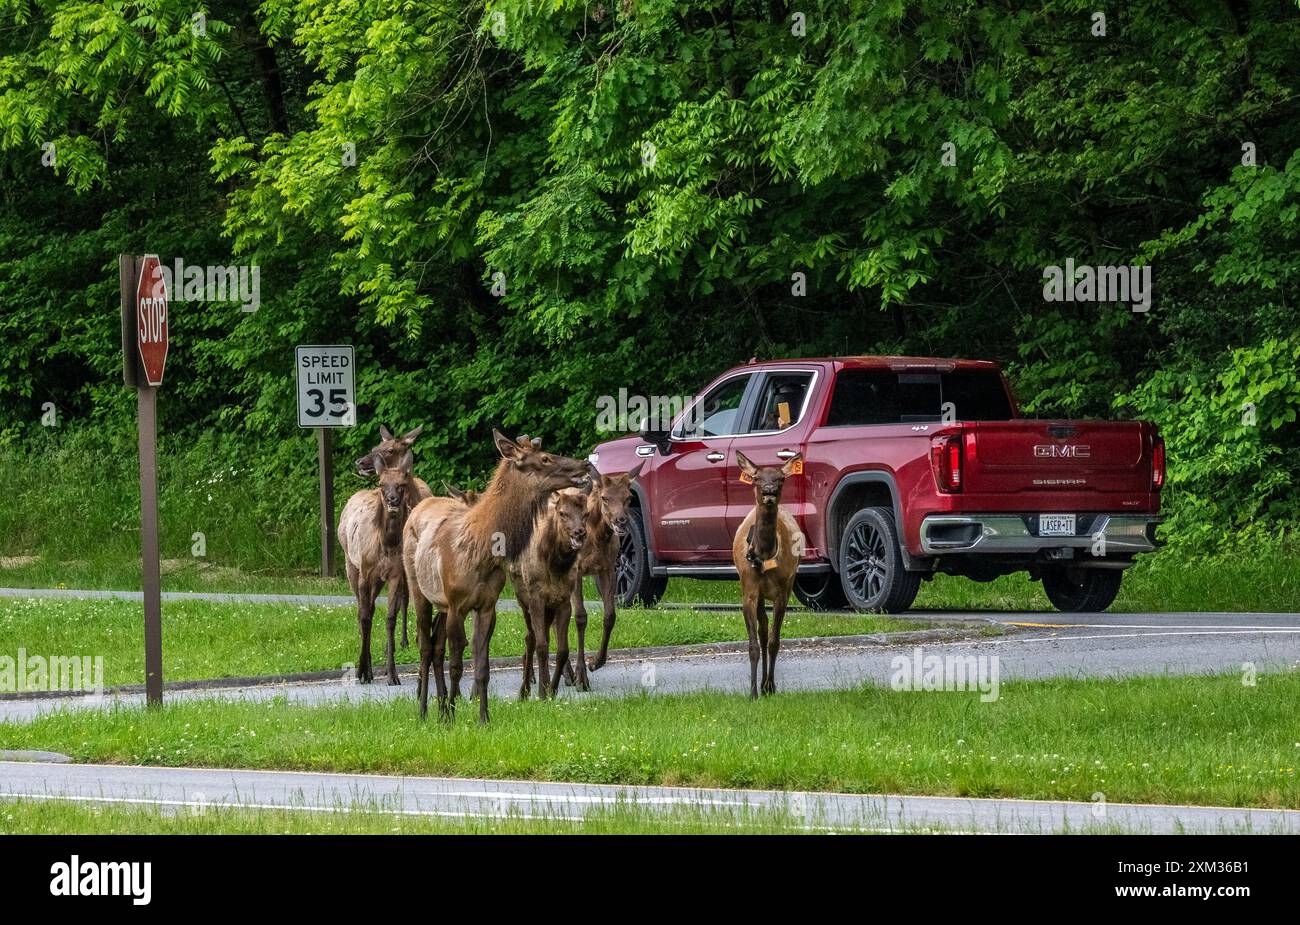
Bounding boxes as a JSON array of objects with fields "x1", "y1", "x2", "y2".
[
  {"x1": 2, "y1": 609, "x2": 1298, "y2": 723},
  {"x1": 2, "y1": 760, "x2": 1296, "y2": 834}
]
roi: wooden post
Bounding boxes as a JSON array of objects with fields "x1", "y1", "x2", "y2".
[
  {"x1": 138, "y1": 385, "x2": 164, "y2": 707},
  {"x1": 318, "y1": 427, "x2": 335, "y2": 577}
]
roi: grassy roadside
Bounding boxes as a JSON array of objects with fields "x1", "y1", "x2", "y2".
[
  {"x1": 5, "y1": 672, "x2": 1298, "y2": 809},
  {"x1": 0, "y1": 799, "x2": 824, "y2": 835},
  {"x1": 0, "y1": 596, "x2": 916, "y2": 687}
]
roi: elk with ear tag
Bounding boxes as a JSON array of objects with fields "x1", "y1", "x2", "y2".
[{"x1": 731, "y1": 450, "x2": 805, "y2": 698}]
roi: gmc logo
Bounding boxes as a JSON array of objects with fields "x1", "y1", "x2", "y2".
[{"x1": 1034, "y1": 444, "x2": 1090, "y2": 458}]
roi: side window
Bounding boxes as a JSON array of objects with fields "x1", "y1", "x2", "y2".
[
  {"x1": 825, "y1": 370, "x2": 898, "y2": 425},
  {"x1": 675, "y1": 375, "x2": 751, "y2": 439},
  {"x1": 745, "y1": 372, "x2": 814, "y2": 433}
]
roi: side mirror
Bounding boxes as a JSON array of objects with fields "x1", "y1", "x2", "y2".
[{"x1": 638, "y1": 418, "x2": 672, "y2": 455}]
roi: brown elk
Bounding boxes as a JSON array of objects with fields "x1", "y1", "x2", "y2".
[
  {"x1": 512, "y1": 487, "x2": 588, "y2": 700},
  {"x1": 731, "y1": 450, "x2": 805, "y2": 698},
  {"x1": 403, "y1": 430, "x2": 589, "y2": 723},
  {"x1": 338, "y1": 450, "x2": 419, "y2": 685},
  {"x1": 565, "y1": 463, "x2": 643, "y2": 690},
  {"x1": 355, "y1": 424, "x2": 432, "y2": 648}
]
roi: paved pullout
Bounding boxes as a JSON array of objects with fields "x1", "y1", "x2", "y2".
[
  {"x1": 1, "y1": 760, "x2": 1295, "y2": 834},
  {"x1": 2, "y1": 612, "x2": 1298, "y2": 722}
]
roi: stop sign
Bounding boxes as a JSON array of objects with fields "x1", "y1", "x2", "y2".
[{"x1": 135, "y1": 255, "x2": 169, "y2": 386}]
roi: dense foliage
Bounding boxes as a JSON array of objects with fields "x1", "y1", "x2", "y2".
[{"x1": 2, "y1": 0, "x2": 1297, "y2": 547}]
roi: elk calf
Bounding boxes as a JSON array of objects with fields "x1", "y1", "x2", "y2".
[
  {"x1": 567, "y1": 463, "x2": 642, "y2": 690},
  {"x1": 513, "y1": 488, "x2": 588, "y2": 700},
  {"x1": 338, "y1": 451, "x2": 419, "y2": 684},
  {"x1": 731, "y1": 451, "x2": 805, "y2": 698}
]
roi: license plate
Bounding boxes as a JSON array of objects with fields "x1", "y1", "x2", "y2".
[{"x1": 1039, "y1": 514, "x2": 1076, "y2": 536}]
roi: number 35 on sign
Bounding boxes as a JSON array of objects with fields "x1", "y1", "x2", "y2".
[{"x1": 296, "y1": 345, "x2": 356, "y2": 427}]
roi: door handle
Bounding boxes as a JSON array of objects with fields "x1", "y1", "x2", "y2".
[
  {"x1": 706, "y1": 452, "x2": 725, "y2": 462},
  {"x1": 776, "y1": 449, "x2": 797, "y2": 460}
]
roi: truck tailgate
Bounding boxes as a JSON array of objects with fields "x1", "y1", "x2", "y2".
[{"x1": 963, "y1": 420, "x2": 1154, "y2": 507}]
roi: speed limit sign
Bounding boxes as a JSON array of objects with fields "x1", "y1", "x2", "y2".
[{"x1": 296, "y1": 345, "x2": 356, "y2": 427}]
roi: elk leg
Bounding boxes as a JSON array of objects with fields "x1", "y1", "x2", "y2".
[
  {"x1": 529, "y1": 597, "x2": 552, "y2": 700},
  {"x1": 432, "y1": 610, "x2": 449, "y2": 721},
  {"x1": 550, "y1": 601, "x2": 572, "y2": 695},
  {"x1": 414, "y1": 592, "x2": 434, "y2": 720},
  {"x1": 392, "y1": 572, "x2": 409, "y2": 650},
  {"x1": 357, "y1": 579, "x2": 376, "y2": 685},
  {"x1": 570, "y1": 580, "x2": 587, "y2": 689},
  {"x1": 766, "y1": 591, "x2": 787, "y2": 696},
  {"x1": 741, "y1": 589, "x2": 760, "y2": 700},
  {"x1": 384, "y1": 576, "x2": 401, "y2": 686},
  {"x1": 589, "y1": 570, "x2": 617, "y2": 673},
  {"x1": 519, "y1": 606, "x2": 535, "y2": 700},
  {"x1": 449, "y1": 617, "x2": 467, "y2": 704},
  {"x1": 755, "y1": 595, "x2": 771, "y2": 696},
  {"x1": 471, "y1": 606, "x2": 498, "y2": 724}
]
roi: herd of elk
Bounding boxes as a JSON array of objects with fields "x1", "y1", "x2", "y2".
[{"x1": 345, "y1": 425, "x2": 806, "y2": 719}]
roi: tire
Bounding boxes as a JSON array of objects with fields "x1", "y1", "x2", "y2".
[
  {"x1": 1042, "y1": 567, "x2": 1123, "y2": 612},
  {"x1": 838, "y1": 507, "x2": 921, "y2": 613},
  {"x1": 792, "y1": 572, "x2": 849, "y2": 611},
  {"x1": 616, "y1": 508, "x2": 668, "y2": 607}
]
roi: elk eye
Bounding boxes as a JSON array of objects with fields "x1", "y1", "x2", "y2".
[{"x1": 542, "y1": 455, "x2": 551, "y2": 464}]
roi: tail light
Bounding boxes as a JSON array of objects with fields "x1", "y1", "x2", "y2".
[
  {"x1": 1152, "y1": 436, "x2": 1166, "y2": 490},
  {"x1": 930, "y1": 434, "x2": 962, "y2": 493}
]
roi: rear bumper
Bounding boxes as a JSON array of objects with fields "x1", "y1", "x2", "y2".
[{"x1": 919, "y1": 513, "x2": 1162, "y2": 556}]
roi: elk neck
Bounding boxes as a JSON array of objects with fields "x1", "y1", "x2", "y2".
[
  {"x1": 466, "y1": 458, "x2": 548, "y2": 560},
  {"x1": 749, "y1": 493, "x2": 782, "y2": 562}
]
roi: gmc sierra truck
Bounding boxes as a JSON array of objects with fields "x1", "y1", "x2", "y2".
[{"x1": 589, "y1": 356, "x2": 1165, "y2": 613}]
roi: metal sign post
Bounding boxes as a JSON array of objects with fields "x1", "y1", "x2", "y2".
[
  {"x1": 120, "y1": 254, "x2": 168, "y2": 707},
  {"x1": 296, "y1": 345, "x2": 355, "y2": 578}
]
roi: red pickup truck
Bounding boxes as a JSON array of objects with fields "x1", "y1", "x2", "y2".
[{"x1": 589, "y1": 356, "x2": 1164, "y2": 613}]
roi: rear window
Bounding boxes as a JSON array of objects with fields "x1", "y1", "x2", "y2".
[{"x1": 825, "y1": 369, "x2": 1013, "y2": 426}]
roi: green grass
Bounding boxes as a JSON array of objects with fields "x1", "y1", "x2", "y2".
[
  {"x1": 5, "y1": 672, "x2": 1299, "y2": 809},
  {"x1": 0, "y1": 798, "x2": 822, "y2": 835},
  {"x1": 0, "y1": 596, "x2": 915, "y2": 687}
]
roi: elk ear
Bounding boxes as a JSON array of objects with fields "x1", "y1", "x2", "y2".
[
  {"x1": 493, "y1": 428, "x2": 519, "y2": 459},
  {"x1": 586, "y1": 461, "x2": 602, "y2": 483},
  {"x1": 379, "y1": 424, "x2": 394, "y2": 441},
  {"x1": 398, "y1": 449, "x2": 414, "y2": 476},
  {"x1": 531, "y1": 436, "x2": 542, "y2": 449},
  {"x1": 781, "y1": 452, "x2": 803, "y2": 477},
  {"x1": 735, "y1": 451, "x2": 758, "y2": 479},
  {"x1": 399, "y1": 424, "x2": 423, "y2": 447},
  {"x1": 626, "y1": 461, "x2": 644, "y2": 482}
]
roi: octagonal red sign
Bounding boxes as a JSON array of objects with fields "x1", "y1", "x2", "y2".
[{"x1": 135, "y1": 255, "x2": 169, "y2": 386}]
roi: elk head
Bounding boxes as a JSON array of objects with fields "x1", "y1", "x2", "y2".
[
  {"x1": 551, "y1": 488, "x2": 590, "y2": 550},
  {"x1": 356, "y1": 424, "x2": 424, "y2": 478},
  {"x1": 735, "y1": 450, "x2": 801, "y2": 511},
  {"x1": 590, "y1": 461, "x2": 643, "y2": 536},
  {"x1": 377, "y1": 450, "x2": 415, "y2": 515},
  {"x1": 493, "y1": 428, "x2": 589, "y2": 492}
]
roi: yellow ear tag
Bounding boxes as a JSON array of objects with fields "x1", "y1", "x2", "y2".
[
  {"x1": 739, "y1": 471, "x2": 753, "y2": 484},
  {"x1": 777, "y1": 401, "x2": 791, "y2": 429},
  {"x1": 789, "y1": 458, "x2": 803, "y2": 475}
]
